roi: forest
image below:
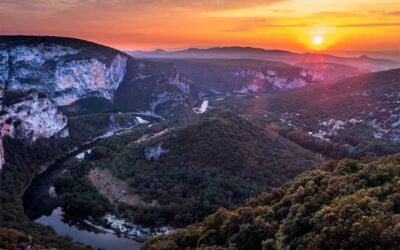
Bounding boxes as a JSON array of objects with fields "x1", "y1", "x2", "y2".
[
  {"x1": 54, "y1": 109, "x2": 321, "y2": 228},
  {"x1": 144, "y1": 154, "x2": 400, "y2": 250}
]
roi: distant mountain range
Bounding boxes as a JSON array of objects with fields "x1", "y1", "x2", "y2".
[{"x1": 128, "y1": 46, "x2": 400, "y2": 72}]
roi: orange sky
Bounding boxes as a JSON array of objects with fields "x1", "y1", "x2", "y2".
[{"x1": 1, "y1": 0, "x2": 399, "y2": 53}]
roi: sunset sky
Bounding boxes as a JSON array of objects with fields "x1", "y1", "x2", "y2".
[{"x1": 1, "y1": 0, "x2": 399, "y2": 53}]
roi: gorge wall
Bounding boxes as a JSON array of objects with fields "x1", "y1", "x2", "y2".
[{"x1": 0, "y1": 37, "x2": 128, "y2": 169}]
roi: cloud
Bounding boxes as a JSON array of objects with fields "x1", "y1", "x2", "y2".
[
  {"x1": 222, "y1": 17, "x2": 400, "y2": 32},
  {"x1": 165, "y1": 0, "x2": 287, "y2": 10},
  {"x1": 0, "y1": 0, "x2": 286, "y2": 13},
  {"x1": 0, "y1": 0, "x2": 84, "y2": 10},
  {"x1": 224, "y1": 22, "x2": 311, "y2": 32},
  {"x1": 337, "y1": 22, "x2": 400, "y2": 27},
  {"x1": 221, "y1": 17, "x2": 316, "y2": 32},
  {"x1": 369, "y1": 10, "x2": 400, "y2": 16},
  {"x1": 0, "y1": 0, "x2": 91, "y2": 16}
]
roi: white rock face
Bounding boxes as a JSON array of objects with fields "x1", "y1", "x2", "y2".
[
  {"x1": 145, "y1": 143, "x2": 168, "y2": 160},
  {"x1": 168, "y1": 73, "x2": 191, "y2": 94},
  {"x1": 0, "y1": 50, "x2": 9, "y2": 87},
  {"x1": 193, "y1": 100, "x2": 209, "y2": 113},
  {"x1": 48, "y1": 186, "x2": 57, "y2": 198},
  {"x1": 0, "y1": 42, "x2": 128, "y2": 169},
  {"x1": 199, "y1": 100, "x2": 209, "y2": 113},
  {"x1": 1, "y1": 43, "x2": 127, "y2": 106},
  {"x1": 0, "y1": 139, "x2": 4, "y2": 170},
  {"x1": 135, "y1": 117, "x2": 149, "y2": 124},
  {"x1": 76, "y1": 149, "x2": 92, "y2": 161},
  {"x1": 233, "y1": 69, "x2": 310, "y2": 90},
  {"x1": 54, "y1": 54, "x2": 127, "y2": 105},
  {"x1": 0, "y1": 91, "x2": 67, "y2": 141},
  {"x1": 150, "y1": 92, "x2": 186, "y2": 112},
  {"x1": 0, "y1": 44, "x2": 78, "y2": 89}
]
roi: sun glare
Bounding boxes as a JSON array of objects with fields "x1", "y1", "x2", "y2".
[{"x1": 312, "y1": 36, "x2": 324, "y2": 46}]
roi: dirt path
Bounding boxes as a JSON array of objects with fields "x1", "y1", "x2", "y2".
[
  {"x1": 88, "y1": 168, "x2": 156, "y2": 206},
  {"x1": 130, "y1": 127, "x2": 173, "y2": 146}
]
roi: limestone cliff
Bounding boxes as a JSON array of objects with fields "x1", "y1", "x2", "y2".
[{"x1": 0, "y1": 37, "x2": 129, "y2": 168}]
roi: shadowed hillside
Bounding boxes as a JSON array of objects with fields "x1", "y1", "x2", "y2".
[{"x1": 144, "y1": 154, "x2": 400, "y2": 250}]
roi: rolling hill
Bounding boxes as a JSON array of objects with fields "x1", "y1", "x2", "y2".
[
  {"x1": 54, "y1": 109, "x2": 321, "y2": 228},
  {"x1": 144, "y1": 154, "x2": 400, "y2": 250},
  {"x1": 212, "y1": 68, "x2": 400, "y2": 158}
]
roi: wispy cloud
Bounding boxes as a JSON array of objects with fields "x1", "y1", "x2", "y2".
[
  {"x1": 369, "y1": 10, "x2": 400, "y2": 16},
  {"x1": 338, "y1": 22, "x2": 400, "y2": 27},
  {"x1": 0, "y1": 0, "x2": 85, "y2": 11},
  {"x1": 223, "y1": 19, "x2": 314, "y2": 32},
  {"x1": 0, "y1": 0, "x2": 287, "y2": 13}
]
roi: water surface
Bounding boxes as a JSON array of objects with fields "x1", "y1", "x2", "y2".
[{"x1": 37, "y1": 208, "x2": 141, "y2": 250}]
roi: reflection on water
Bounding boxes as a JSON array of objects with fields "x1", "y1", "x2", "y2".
[
  {"x1": 36, "y1": 207, "x2": 141, "y2": 250},
  {"x1": 22, "y1": 124, "x2": 158, "y2": 250}
]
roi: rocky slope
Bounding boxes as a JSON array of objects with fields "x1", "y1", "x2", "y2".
[
  {"x1": 295, "y1": 62, "x2": 370, "y2": 83},
  {"x1": 1, "y1": 90, "x2": 68, "y2": 140},
  {"x1": 143, "y1": 59, "x2": 369, "y2": 98},
  {"x1": 0, "y1": 36, "x2": 129, "y2": 168},
  {"x1": 0, "y1": 36, "x2": 127, "y2": 106},
  {"x1": 213, "y1": 68, "x2": 400, "y2": 158},
  {"x1": 0, "y1": 36, "x2": 205, "y2": 169}
]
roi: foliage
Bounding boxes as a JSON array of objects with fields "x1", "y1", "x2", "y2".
[
  {"x1": 54, "y1": 159, "x2": 113, "y2": 219},
  {"x1": 213, "y1": 69, "x2": 400, "y2": 158},
  {"x1": 144, "y1": 154, "x2": 400, "y2": 250},
  {"x1": 0, "y1": 228, "x2": 44, "y2": 250},
  {"x1": 0, "y1": 112, "x2": 119, "y2": 249},
  {"x1": 55, "y1": 109, "x2": 320, "y2": 228}
]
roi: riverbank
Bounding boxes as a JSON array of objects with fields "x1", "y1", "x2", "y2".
[
  {"x1": 36, "y1": 208, "x2": 142, "y2": 250},
  {"x1": 85, "y1": 214, "x2": 173, "y2": 242},
  {"x1": 21, "y1": 114, "x2": 172, "y2": 249}
]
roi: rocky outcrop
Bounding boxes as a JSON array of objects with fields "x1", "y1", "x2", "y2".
[
  {"x1": 0, "y1": 138, "x2": 4, "y2": 169},
  {"x1": 0, "y1": 91, "x2": 67, "y2": 140},
  {"x1": 168, "y1": 73, "x2": 191, "y2": 94},
  {"x1": 0, "y1": 90, "x2": 68, "y2": 169},
  {"x1": 0, "y1": 43, "x2": 127, "y2": 106},
  {"x1": 149, "y1": 92, "x2": 186, "y2": 112},
  {"x1": 145, "y1": 143, "x2": 168, "y2": 160},
  {"x1": 233, "y1": 69, "x2": 310, "y2": 90},
  {"x1": 0, "y1": 38, "x2": 129, "y2": 169},
  {"x1": 54, "y1": 54, "x2": 127, "y2": 105}
]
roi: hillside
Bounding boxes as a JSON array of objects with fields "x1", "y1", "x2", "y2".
[
  {"x1": 54, "y1": 109, "x2": 321, "y2": 228},
  {"x1": 213, "y1": 69, "x2": 400, "y2": 157},
  {"x1": 295, "y1": 62, "x2": 369, "y2": 83},
  {"x1": 0, "y1": 36, "x2": 193, "y2": 248},
  {"x1": 147, "y1": 58, "x2": 366, "y2": 95},
  {"x1": 144, "y1": 154, "x2": 400, "y2": 250}
]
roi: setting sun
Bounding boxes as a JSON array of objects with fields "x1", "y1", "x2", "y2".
[{"x1": 312, "y1": 36, "x2": 324, "y2": 46}]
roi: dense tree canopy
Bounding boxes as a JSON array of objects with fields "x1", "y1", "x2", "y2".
[
  {"x1": 144, "y1": 154, "x2": 400, "y2": 250},
  {"x1": 55, "y1": 110, "x2": 321, "y2": 228}
]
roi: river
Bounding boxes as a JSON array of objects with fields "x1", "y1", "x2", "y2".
[
  {"x1": 22, "y1": 120, "x2": 154, "y2": 250},
  {"x1": 36, "y1": 208, "x2": 141, "y2": 250}
]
